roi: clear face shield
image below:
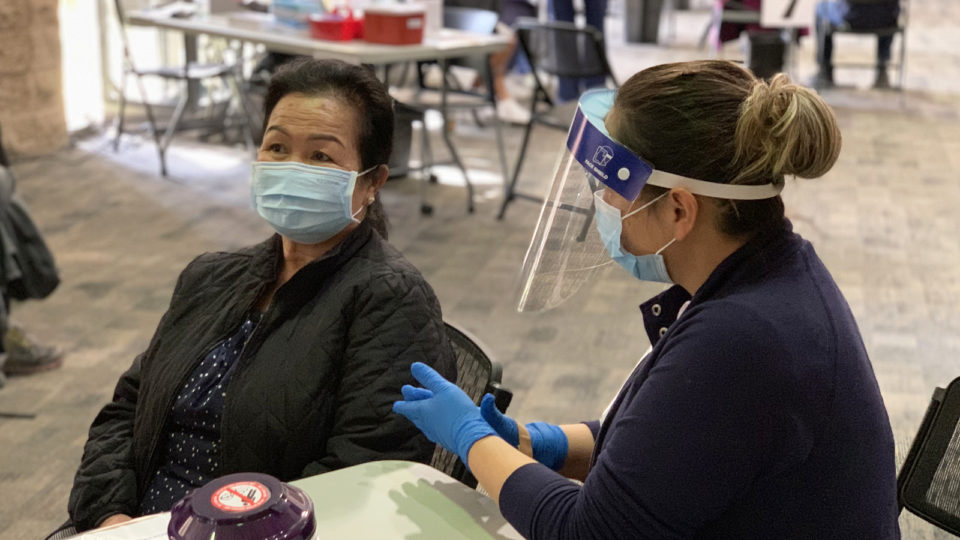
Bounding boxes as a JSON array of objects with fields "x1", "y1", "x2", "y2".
[{"x1": 516, "y1": 89, "x2": 783, "y2": 312}]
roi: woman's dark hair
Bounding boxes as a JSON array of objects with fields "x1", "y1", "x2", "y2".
[
  {"x1": 263, "y1": 58, "x2": 394, "y2": 239},
  {"x1": 609, "y1": 60, "x2": 842, "y2": 237}
]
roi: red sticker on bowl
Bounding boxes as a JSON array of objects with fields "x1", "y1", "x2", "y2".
[{"x1": 211, "y1": 481, "x2": 271, "y2": 512}]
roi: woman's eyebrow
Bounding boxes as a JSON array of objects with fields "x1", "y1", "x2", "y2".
[{"x1": 264, "y1": 126, "x2": 344, "y2": 147}]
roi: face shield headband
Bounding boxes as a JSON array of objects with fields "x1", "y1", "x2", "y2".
[
  {"x1": 568, "y1": 88, "x2": 784, "y2": 203},
  {"x1": 514, "y1": 89, "x2": 785, "y2": 313}
]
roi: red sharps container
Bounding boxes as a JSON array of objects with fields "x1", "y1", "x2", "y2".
[{"x1": 363, "y1": 4, "x2": 426, "y2": 45}]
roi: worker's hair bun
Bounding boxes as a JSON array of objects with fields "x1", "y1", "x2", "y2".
[{"x1": 733, "y1": 74, "x2": 842, "y2": 183}]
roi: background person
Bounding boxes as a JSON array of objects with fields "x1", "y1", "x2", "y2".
[
  {"x1": 548, "y1": 0, "x2": 608, "y2": 102},
  {"x1": 66, "y1": 58, "x2": 455, "y2": 532},
  {"x1": 815, "y1": 0, "x2": 901, "y2": 88},
  {"x1": 394, "y1": 61, "x2": 900, "y2": 539}
]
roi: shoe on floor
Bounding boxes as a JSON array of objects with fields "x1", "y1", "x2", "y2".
[
  {"x1": 2, "y1": 326, "x2": 64, "y2": 376},
  {"x1": 497, "y1": 98, "x2": 531, "y2": 125}
]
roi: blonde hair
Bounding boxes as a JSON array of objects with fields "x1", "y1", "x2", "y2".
[
  {"x1": 610, "y1": 61, "x2": 842, "y2": 236},
  {"x1": 733, "y1": 73, "x2": 842, "y2": 185}
]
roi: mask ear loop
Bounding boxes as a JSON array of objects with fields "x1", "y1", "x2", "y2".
[
  {"x1": 621, "y1": 191, "x2": 669, "y2": 221},
  {"x1": 352, "y1": 165, "x2": 382, "y2": 221},
  {"x1": 620, "y1": 191, "x2": 676, "y2": 255}
]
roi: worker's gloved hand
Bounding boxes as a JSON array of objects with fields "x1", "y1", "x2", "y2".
[
  {"x1": 480, "y1": 394, "x2": 569, "y2": 471},
  {"x1": 393, "y1": 362, "x2": 497, "y2": 464}
]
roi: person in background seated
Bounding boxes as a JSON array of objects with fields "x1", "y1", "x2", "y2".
[
  {"x1": 548, "y1": 0, "x2": 608, "y2": 102},
  {"x1": 440, "y1": 0, "x2": 532, "y2": 124},
  {"x1": 394, "y1": 61, "x2": 900, "y2": 538},
  {"x1": 815, "y1": 0, "x2": 901, "y2": 88},
  {"x1": 67, "y1": 58, "x2": 455, "y2": 532}
]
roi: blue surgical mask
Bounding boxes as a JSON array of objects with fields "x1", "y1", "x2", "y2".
[
  {"x1": 251, "y1": 161, "x2": 377, "y2": 244},
  {"x1": 593, "y1": 190, "x2": 676, "y2": 283}
]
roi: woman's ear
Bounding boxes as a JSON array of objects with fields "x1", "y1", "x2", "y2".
[
  {"x1": 363, "y1": 165, "x2": 389, "y2": 199},
  {"x1": 666, "y1": 188, "x2": 699, "y2": 242},
  {"x1": 372, "y1": 164, "x2": 389, "y2": 191}
]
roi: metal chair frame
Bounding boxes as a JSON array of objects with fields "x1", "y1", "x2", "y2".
[
  {"x1": 402, "y1": 6, "x2": 511, "y2": 215},
  {"x1": 496, "y1": 18, "x2": 617, "y2": 220},
  {"x1": 111, "y1": 0, "x2": 254, "y2": 177}
]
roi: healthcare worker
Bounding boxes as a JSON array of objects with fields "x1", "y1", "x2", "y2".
[{"x1": 394, "y1": 60, "x2": 900, "y2": 539}]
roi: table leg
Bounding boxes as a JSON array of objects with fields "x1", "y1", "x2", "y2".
[
  {"x1": 184, "y1": 34, "x2": 201, "y2": 110},
  {"x1": 438, "y1": 59, "x2": 475, "y2": 213}
]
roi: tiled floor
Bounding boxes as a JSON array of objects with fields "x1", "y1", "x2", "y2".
[{"x1": 1, "y1": 2, "x2": 959, "y2": 538}]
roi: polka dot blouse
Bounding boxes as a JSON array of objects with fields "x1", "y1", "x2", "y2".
[{"x1": 139, "y1": 314, "x2": 259, "y2": 514}]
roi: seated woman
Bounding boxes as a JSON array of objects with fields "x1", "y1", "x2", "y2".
[{"x1": 66, "y1": 58, "x2": 456, "y2": 531}]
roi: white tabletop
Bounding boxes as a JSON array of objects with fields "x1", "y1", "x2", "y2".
[
  {"x1": 126, "y1": 10, "x2": 511, "y2": 64},
  {"x1": 67, "y1": 460, "x2": 522, "y2": 540}
]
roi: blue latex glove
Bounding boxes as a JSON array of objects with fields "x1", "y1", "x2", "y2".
[
  {"x1": 480, "y1": 394, "x2": 569, "y2": 471},
  {"x1": 393, "y1": 362, "x2": 498, "y2": 464}
]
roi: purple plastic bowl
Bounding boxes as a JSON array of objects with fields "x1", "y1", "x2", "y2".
[{"x1": 168, "y1": 472, "x2": 315, "y2": 540}]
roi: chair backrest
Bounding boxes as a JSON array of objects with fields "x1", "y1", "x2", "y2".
[
  {"x1": 430, "y1": 321, "x2": 512, "y2": 487},
  {"x1": 898, "y1": 376, "x2": 960, "y2": 535},
  {"x1": 514, "y1": 18, "x2": 615, "y2": 81}
]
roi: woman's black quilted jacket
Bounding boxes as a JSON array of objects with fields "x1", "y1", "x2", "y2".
[{"x1": 67, "y1": 222, "x2": 455, "y2": 530}]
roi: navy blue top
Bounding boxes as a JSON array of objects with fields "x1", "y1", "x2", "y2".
[
  {"x1": 499, "y1": 220, "x2": 900, "y2": 539},
  {"x1": 139, "y1": 315, "x2": 259, "y2": 514},
  {"x1": 844, "y1": 1, "x2": 900, "y2": 29}
]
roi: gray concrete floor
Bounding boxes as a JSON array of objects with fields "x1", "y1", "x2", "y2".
[{"x1": 2, "y1": 2, "x2": 960, "y2": 538}]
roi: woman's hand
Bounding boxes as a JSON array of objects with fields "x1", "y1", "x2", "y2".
[
  {"x1": 480, "y1": 395, "x2": 569, "y2": 471},
  {"x1": 98, "y1": 514, "x2": 133, "y2": 528},
  {"x1": 392, "y1": 362, "x2": 498, "y2": 464}
]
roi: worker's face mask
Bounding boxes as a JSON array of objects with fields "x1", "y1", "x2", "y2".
[
  {"x1": 593, "y1": 190, "x2": 675, "y2": 283},
  {"x1": 250, "y1": 161, "x2": 376, "y2": 244},
  {"x1": 516, "y1": 89, "x2": 783, "y2": 312}
]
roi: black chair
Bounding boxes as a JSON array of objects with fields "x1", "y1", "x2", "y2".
[
  {"x1": 43, "y1": 522, "x2": 76, "y2": 540},
  {"x1": 897, "y1": 375, "x2": 960, "y2": 536},
  {"x1": 112, "y1": 0, "x2": 253, "y2": 177},
  {"x1": 815, "y1": 0, "x2": 909, "y2": 93},
  {"x1": 430, "y1": 321, "x2": 513, "y2": 488},
  {"x1": 496, "y1": 18, "x2": 617, "y2": 220}
]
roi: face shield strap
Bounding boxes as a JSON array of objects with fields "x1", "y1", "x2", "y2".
[{"x1": 569, "y1": 89, "x2": 785, "y2": 203}]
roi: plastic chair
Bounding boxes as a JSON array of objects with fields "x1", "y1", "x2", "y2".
[
  {"x1": 815, "y1": 0, "x2": 908, "y2": 94},
  {"x1": 111, "y1": 0, "x2": 253, "y2": 177},
  {"x1": 430, "y1": 321, "x2": 513, "y2": 488},
  {"x1": 496, "y1": 18, "x2": 617, "y2": 220},
  {"x1": 897, "y1": 375, "x2": 960, "y2": 535}
]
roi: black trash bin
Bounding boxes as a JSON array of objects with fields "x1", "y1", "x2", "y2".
[
  {"x1": 745, "y1": 31, "x2": 787, "y2": 80},
  {"x1": 389, "y1": 102, "x2": 419, "y2": 179},
  {"x1": 624, "y1": 0, "x2": 664, "y2": 43}
]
